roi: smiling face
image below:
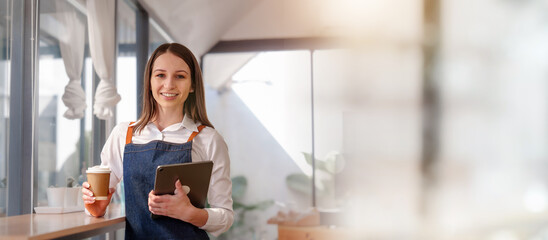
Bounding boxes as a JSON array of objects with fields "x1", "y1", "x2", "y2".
[{"x1": 150, "y1": 51, "x2": 194, "y2": 114}]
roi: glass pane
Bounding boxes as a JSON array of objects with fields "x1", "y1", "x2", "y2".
[
  {"x1": 437, "y1": 0, "x2": 548, "y2": 238},
  {"x1": 111, "y1": 0, "x2": 137, "y2": 212},
  {"x1": 0, "y1": 0, "x2": 10, "y2": 218},
  {"x1": 204, "y1": 51, "x2": 312, "y2": 239},
  {"x1": 149, "y1": 20, "x2": 168, "y2": 56},
  {"x1": 315, "y1": 46, "x2": 423, "y2": 231},
  {"x1": 116, "y1": 0, "x2": 137, "y2": 124},
  {"x1": 36, "y1": 0, "x2": 92, "y2": 207}
]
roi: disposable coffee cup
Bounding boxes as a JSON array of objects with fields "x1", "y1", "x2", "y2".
[{"x1": 86, "y1": 166, "x2": 111, "y2": 200}]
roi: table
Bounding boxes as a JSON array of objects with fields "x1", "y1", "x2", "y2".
[
  {"x1": 278, "y1": 225, "x2": 361, "y2": 240},
  {"x1": 0, "y1": 204, "x2": 125, "y2": 240}
]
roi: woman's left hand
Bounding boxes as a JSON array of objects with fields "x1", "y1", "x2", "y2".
[{"x1": 148, "y1": 180, "x2": 196, "y2": 222}]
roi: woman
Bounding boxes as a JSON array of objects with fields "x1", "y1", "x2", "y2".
[{"x1": 82, "y1": 43, "x2": 233, "y2": 239}]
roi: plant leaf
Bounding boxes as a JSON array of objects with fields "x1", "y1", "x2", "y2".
[
  {"x1": 324, "y1": 151, "x2": 345, "y2": 174},
  {"x1": 302, "y1": 152, "x2": 313, "y2": 166},
  {"x1": 232, "y1": 176, "x2": 247, "y2": 200},
  {"x1": 233, "y1": 201, "x2": 246, "y2": 210},
  {"x1": 286, "y1": 173, "x2": 312, "y2": 195},
  {"x1": 247, "y1": 200, "x2": 274, "y2": 210},
  {"x1": 302, "y1": 152, "x2": 328, "y2": 172}
]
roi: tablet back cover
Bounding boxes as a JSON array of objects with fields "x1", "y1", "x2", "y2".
[{"x1": 153, "y1": 161, "x2": 213, "y2": 209}]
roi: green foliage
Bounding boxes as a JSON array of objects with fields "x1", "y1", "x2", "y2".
[
  {"x1": 302, "y1": 151, "x2": 344, "y2": 174},
  {"x1": 302, "y1": 152, "x2": 325, "y2": 172},
  {"x1": 286, "y1": 151, "x2": 344, "y2": 197},
  {"x1": 286, "y1": 173, "x2": 311, "y2": 194},
  {"x1": 231, "y1": 175, "x2": 247, "y2": 200},
  {"x1": 214, "y1": 175, "x2": 274, "y2": 240},
  {"x1": 66, "y1": 177, "x2": 76, "y2": 187}
]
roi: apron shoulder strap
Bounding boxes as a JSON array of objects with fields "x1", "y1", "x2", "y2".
[
  {"x1": 126, "y1": 122, "x2": 135, "y2": 145},
  {"x1": 187, "y1": 125, "x2": 206, "y2": 142}
]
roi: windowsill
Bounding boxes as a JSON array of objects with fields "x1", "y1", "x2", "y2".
[{"x1": 0, "y1": 204, "x2": 125, "y2": 239}]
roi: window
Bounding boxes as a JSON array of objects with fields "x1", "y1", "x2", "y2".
[
  {"x1": 36, "y1": 0, "x2": 92, "y2": 206},
  {"x1": 435, "y1": 0, "x2": 548, "y2": 236},
  {"x1": 149, "y1": 19, "x2": 170, "y2": 56},
  {"x1": 116, "y1": 0, "x2": 137, "y2": 124},
  {"x1": 204, "y1": 50, "x2": 313, "y2": 239},
  {"x1": 314, "y1": 47, "x2": 422, "y2": 231},
  {"x1": 0, "y1": 0, "x2": 11, "y2": 218}
]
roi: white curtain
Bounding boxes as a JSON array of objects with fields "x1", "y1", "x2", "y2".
[
  {"x1": 55, "y1": 0, "x2": 86, "y2": 119},
  {"x1": 87, "y1": 0, "x2": 121, "y2": 120}
]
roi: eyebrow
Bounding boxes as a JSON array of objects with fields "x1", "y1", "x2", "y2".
[{"x1": 153, "y1": 69, "x2": 189, "y2": 74}]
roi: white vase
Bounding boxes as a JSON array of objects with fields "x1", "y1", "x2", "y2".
[{"x1": 46, "y1": 187, "x2": 66, "y2": 207}]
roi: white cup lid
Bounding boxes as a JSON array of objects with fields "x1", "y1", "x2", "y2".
[{"x1": 86, "y1": 165, "x2": 111, "y2": 173}]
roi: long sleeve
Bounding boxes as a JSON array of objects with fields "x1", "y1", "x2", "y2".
[
  {"x1": 198, "y1": 130, "x2": 234, "y2": 236},
  {"x1": 99, "y1": 122, "x2": 130, "y2": 189}
]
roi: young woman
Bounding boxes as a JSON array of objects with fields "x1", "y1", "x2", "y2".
[{"x1": 82, "y1": 43, "x2": 233, "y2": 239}]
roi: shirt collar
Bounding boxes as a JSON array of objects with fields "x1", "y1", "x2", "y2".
[
  {"x1": 134, "y1": 114, "x2": 199, "y2": 132},
  {"x1": 182, "y1": 114, "x2": 199, "y2": 132}
]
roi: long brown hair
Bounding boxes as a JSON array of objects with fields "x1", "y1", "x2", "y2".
[{"x1": 133, "y1": 43, "x2": 213, "y2": 133}]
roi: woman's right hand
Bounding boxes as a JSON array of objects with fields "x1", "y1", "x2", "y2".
[{"x1": 82, "y1": 182, "x2": 115, "y2": 217}]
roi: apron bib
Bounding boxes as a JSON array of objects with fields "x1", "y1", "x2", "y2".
[{"x1": 122, "y1": 124, "x2": 209, "y2": 240}]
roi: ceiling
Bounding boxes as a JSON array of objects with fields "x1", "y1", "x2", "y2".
[
  {"x1": 137, "y1": 0, "x2": 382, "y2": 58},
  {"x1": 39, "y1": 0, "x2": 408, "y2": 58},
  {"x1": 136, "y1": 0, "x2": 410, "y2": 89},
  {"x1": 138, "y1": 0, "x2": 259, "y2": 57}
]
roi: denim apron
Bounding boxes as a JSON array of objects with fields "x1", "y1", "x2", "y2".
[{"x1": 122, "y1": 123, "x2": 209, "y2": 240}]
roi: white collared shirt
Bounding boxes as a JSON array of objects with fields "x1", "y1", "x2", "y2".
[{"x1": 100, "y1": 114, "x2": 233, "y2": 236}]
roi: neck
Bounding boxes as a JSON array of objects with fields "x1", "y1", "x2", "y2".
[{"x1": 153, "y1": 107, "x2": 184, "y2": 131}]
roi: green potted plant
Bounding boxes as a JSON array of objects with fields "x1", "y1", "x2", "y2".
[
  {"x1": 213, "y1": 175, "x2": 273, "y2": 240},
  {"x1": 286, "y1": 151, "x2": 345, "y2": 208}
]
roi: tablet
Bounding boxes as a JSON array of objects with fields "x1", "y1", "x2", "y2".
[{"x1": 153, "y1": 161, "x2": 213, "y2": 218}]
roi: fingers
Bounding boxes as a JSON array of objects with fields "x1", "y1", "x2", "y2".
[
  {"x1": 83, "y1": 194, "x2": 95, "y2": 204},
  {"x1": 82, "y1": 185, "x2": 95, "y2": 204},
  {"x1": 81, "y1": 185, "x2": 92, "y2": 195},
  {"x1": 82, "y1": 183, "x2": 116, "y2": 203},
  {"x1": 148, "y1": 190, "x2": 156, "y2": 201},
  {"x1": 174, "y1": 180, "x2": 182, "y2": 195},
  {"x1": 148, "y1": 190, "x2": 164, "y2": 204},
  {"x1": 174, "y1": 180, "x2": 190, "y2": 195},
  {"x1": 149, "y1": 205, "x2": 164, "y2": 216},
  {"x1": 148, "y1": 190, "x2": 165, "y2": 215}
]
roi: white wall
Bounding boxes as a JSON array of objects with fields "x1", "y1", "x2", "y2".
[{"x1": 204, "y1": 51, "x2": 314, "y2": 239}]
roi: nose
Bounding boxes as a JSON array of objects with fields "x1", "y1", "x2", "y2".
[{"x1": 163, "y1": 75, "x2": 176, "y2": 88}]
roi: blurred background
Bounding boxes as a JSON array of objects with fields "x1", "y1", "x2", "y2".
[{"x1": 2, "y1": 0, "x2": 548, "y2": 239}]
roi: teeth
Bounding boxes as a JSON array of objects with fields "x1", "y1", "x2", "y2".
[{"x1": 161, "y1": 93, "x2": 178, "y2": 97}]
